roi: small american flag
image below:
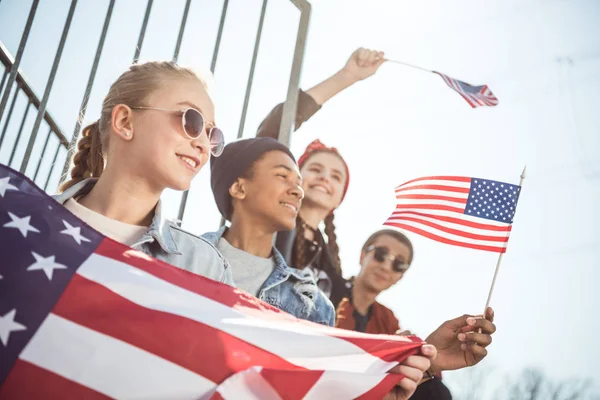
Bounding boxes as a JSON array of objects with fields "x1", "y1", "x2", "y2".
[
  {"x1": 384, "y1": 176, "x2": 521, "y2": 253},
  {"x1": 0, "y1": 163, "x2": 422, "y2": 400},
  {"x1": 434, "y1": 72, "x2": 499, "y2": 108}
]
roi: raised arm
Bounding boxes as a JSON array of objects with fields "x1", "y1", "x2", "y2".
[{"x1": 256, "y1": 48, "x2": 386, "y2": 139}]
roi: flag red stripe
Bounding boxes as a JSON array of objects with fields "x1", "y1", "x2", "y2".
[
  {"x1": 94, "y1": 239, "x2": 293, "y2": 320},
  {"x1": 396, "y1": 194, "x2": 468, "y2": 204},
  {"x1": 94, "y1": 240, "x2": 424, "y2": 359},
  {"x1": 390, "y1": 211, "x2": 512, "y2": 232},
  {"x1": 395, "y1": 184, "x2": 470, "y2": 194},
  {"x1": 260, "y1": 369, "x2": 324, "y2": 400},
  {"x1": 395, "y1": 204, "x2": 466, "y2": 214},
  {"x1": 0, "y1": 359, "x2": 110, "y2": 400},
  {"x1": 397, "y1": 176, "x2": 471, "y2": 186},
  {"x1": 386, "y1": 215, "x2": 509, "y2": 242},
  {"x1": 52, "y1": 273, "x2": 304, "y2": 383},
  {"x1": 459, "y1": 93, "x2": 477, "y2": 108},
  {"x1": 383, "y1": 221, "x2": 507, "y2": 253}
]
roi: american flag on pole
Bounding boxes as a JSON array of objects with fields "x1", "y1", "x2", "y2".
[
  {"x1": 384, "y1": 176, "x2": 521, "y2": 253},
  {"x1": 0, "y1": 163, "x2": 423, "y2": 400},
  {"x1": 434, "y1": 72, "x2": 499, "y2": 108}
]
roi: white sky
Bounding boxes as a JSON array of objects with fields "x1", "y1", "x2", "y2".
[{"x1": 1, "y1": 0, "x2": 598, "y2": 397}]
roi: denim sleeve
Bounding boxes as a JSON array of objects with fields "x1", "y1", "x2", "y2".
[{"x1": 315, "y1": 291, "x2": 336, "y2": 327}]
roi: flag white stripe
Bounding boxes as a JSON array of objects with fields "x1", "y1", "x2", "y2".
[
  {"x1": 395, "y1": 199, "x2": 467, "y2": 208},
  {"x1": 391, "y1": 208, "x2": 512, "y2": 227},
  {"x1": 387, "y1": 213, "x2": 511, "y2": 237},
  {"x1": 388, "y1": 219, "x2": 509, "y2": 248},
  {"x1": 77, "y1": 254, "x2": 396, "y2": 374},
  {"x1": 304, "y1": 371, "x2": 387, "y2": 400},
  {"x1": 20, "y1": 314, "x2": 216, "y2": 399}
]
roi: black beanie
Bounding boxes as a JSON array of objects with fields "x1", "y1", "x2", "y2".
[{"x1": 210, "y1": 137, "x2": 296, "y2": 220}]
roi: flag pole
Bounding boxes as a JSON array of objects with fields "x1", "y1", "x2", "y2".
[
  {"x1": 385, "y1": 59, "x2": 433, "y2": 74},
  {"x1": 483, "y1": 166, "x2": 527, "y2": 314}
]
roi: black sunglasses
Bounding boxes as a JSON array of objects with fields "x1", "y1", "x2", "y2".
[
  {"x1": 366, "y1": 245, "x2": 410, "y2": 273},
  {"x1": 130, "y1": 106, "x2": 224, "y2": 157}
]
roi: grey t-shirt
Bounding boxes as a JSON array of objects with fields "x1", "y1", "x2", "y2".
[{"x1": 216, "y1": 237, "x2": 275, "y2": 297}]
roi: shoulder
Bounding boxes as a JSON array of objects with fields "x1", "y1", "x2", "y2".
[
  {"x1": 165, "y1": 223, "x2": 234, "y2": 286},
  {"x1": 373, "y1": 301, "x2": 396, "y2": 319},
  {"x1": 169, "y1": 223, "x2": 221, "y2": 254},
  {"x1": 373, "y1": 301, "x2": 400, "y2": 330}
]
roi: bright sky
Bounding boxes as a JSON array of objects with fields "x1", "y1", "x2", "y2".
[{"x1": 1, "y1": 0, "x2": 599, "y2": 397}]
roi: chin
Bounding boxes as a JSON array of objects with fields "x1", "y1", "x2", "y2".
[
  {"x1": 304, "y1": 196, "x2": 333, "y2": 210},
  {"x1": 276, "y1": 216, "x2": 297, "y2": 232},
  {"x1": 169, "y1": 178, "x2": 192, "y2": 192}
]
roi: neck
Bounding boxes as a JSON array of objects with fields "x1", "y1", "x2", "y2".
[
  {"x1": 77, "y1": 164, "x2": 162, "y2": 226},
  {"x1": 298, "y1": 206, "x2": 330, "y2": 230},
  {"x1": 224, "y1": 214, "x2": 275, "y2": 259},
  {"x1": 352, "y1": 278, "x2": 379, "y2": 316}
]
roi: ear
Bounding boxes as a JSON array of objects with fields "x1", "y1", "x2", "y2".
[
  {"x1": 229, "y1": 179, "x2": 247, "y2": 201},
  {"x1": 359, "y1": 250, "x2": 366, "y2": 267},
  {"x1": 111, "y1": 104, "x2": 135, "y2": 141}
]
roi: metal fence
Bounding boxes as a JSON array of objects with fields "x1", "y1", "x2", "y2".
[{"x1": 0, "y1": 0, "x2": 311, "y2": 224}]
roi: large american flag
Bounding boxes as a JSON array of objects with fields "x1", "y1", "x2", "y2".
[
  {"x1": 385, "y1": 176, "x2": 521, "y2": 253},
  {"x1": 434, "y1": 72, "x2": 499, "y2": 108},
  {"x1": 0, "y1": 163, "x2": 422, "y2": 399}
]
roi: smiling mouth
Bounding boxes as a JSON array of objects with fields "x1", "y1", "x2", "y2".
[
  {"x1": 310, "y1": 185, "x2": 330, "y2": 194},
  {"x1": 279, "y1": 202, "x2": 298, "y2": 213},
  {"x1": 177, "y1": 154, "x2": 199, "y2": 169}
]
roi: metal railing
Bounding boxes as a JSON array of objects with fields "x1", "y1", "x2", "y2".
[
  {"x1": 0, "y1": 42, "x2": 69, "y2": 192},
  {"x1": 0, "y1": 0, "x2": 312, "y2": 225}
]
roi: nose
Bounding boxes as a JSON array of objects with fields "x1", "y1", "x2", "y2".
[
  {"x1": 290, "y1": 184, "x2": 304, "y2": 200},
  {"x1": 317, "y1": 173, "x2": 330, "y2": 183},
  {"x1": 190, "y1": 133, "x2": 210, "y2": 156}
]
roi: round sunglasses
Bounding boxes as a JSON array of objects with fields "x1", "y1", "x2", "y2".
[
  {"x1": 365, "y1": 245, "x2": 410, "y2": 273},
  {"x1": 130, "y1": 106, "x2": 224, "y2": 157}
]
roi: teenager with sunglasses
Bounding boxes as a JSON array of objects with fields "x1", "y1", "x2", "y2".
[
  {"x1": 255, "y1": 48, "x2": 385, "y2": 307},
  {"x1": 336, "y1": 229, "x2": 497, "y2": 399},
  {"x1": 56, "y1": 61, "x2": 232, "y2": 283}
]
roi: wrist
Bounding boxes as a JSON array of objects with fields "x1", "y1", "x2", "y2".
[
  {"x1": 428, "y1": 361, "x2": 441, "y2": 376},
  {"x1": 336, "y1": 68, "x2": 361, "y2": 86}
]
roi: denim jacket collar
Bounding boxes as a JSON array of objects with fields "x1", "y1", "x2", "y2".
[
  {"x1": 54, "y1": 179, "x2": 180, "y2": 254},
  {"x1": 203, "y1": 226, "x2": 308, "y2": 282}
]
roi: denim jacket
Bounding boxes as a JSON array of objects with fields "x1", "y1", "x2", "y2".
[
  {"x1": 203, "y1": 227, "x2": 335, "y2": 326},
  {"x1": 54, "y1": 179, "x2": 234, "y2": 286}
]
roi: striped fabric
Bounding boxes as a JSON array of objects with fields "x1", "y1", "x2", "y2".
[
  {"x1": 385, "y1": 176, "x2": 521, "y2": 253},
  {"x1": 0, "y1": 163, "x2": 422, "y2": 399},
  {"x1": 434, "y1": 72, "x2": 499, "y2": 108}
]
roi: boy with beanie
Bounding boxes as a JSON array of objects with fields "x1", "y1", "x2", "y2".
[{"x1": 203, "y1": 137, "x2": 335, "y2": 325}]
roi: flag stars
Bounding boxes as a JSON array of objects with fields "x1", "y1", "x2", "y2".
[
  {"x1": 0, "y1": 309, "x2": 26, "y2": 346},
  {"x1": 3, "y1": 212, "x2": 40, "y2": 238},
  {"x1": 0, "y1": 177, "x2": 18, "y2": 197},
  {"x1": 27, "y1": 252, "x2": 68, "y2": 281},
  {"x1": 60, "y1": 220, "x2": 90, "y2": 245}
]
